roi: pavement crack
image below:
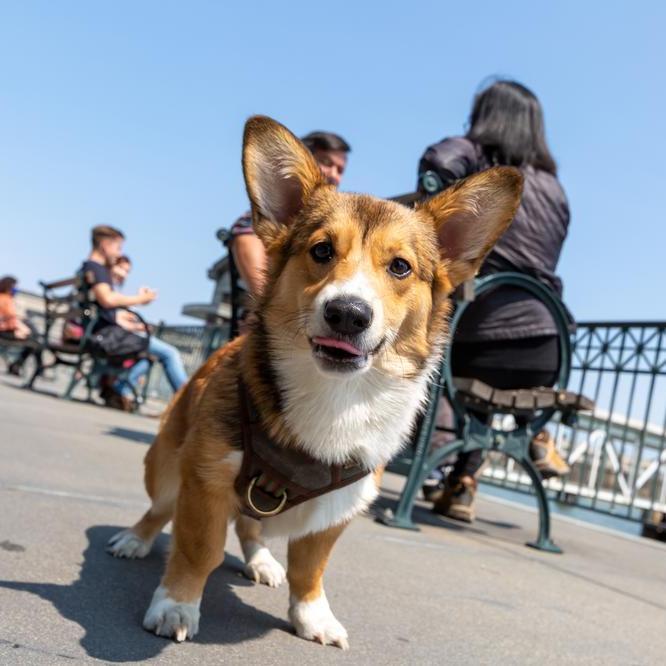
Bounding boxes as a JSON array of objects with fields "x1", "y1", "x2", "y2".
[{"x1": 0, "y1": 637, "x2": 79, "y2": 661}]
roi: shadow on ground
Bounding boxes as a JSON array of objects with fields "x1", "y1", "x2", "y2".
[
  {"x1": 372, "y1": 493, "x2": 521, "y2": 536},
  {"x1": 0, "y1": 526, "x2": 291, "y2": 662},
  {"x1": 105, "y1": 427, "x2": 156, "y2": 445}
]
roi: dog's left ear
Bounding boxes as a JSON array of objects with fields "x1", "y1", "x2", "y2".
[
  {"x1": 417, "y1": 166, "x2": 524, "y2": 289},
  {"x1": 243, "y1": 115, "x2": 325, "y2": 246}
]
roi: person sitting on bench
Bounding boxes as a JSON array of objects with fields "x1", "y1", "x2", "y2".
[
  {"x1": 0, "y1": 275, "x2": 41, "y2": 376},
  {"x1": 230, "y1": 130, "x2": 351, "y2": 299},
  {"x1": 417, "y1": 80, "x2": 572, "y2": 522},
  {"x1": 81, "y1": 225, "x2": 187, "y2": 411}
]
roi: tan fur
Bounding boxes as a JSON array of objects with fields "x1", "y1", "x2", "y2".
[
  {"x1": 113, "y1": 116, "x2": 523, "y2": 647},
  {"x1": 287, "y1": 522, "x2": 347, "y2": 602}
]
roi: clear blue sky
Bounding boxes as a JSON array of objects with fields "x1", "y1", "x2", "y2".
[{"x1": 1, "y1": 1, "x2": 664, "y2": 324}]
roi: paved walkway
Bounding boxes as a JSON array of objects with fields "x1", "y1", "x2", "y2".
[{"x1": 1, "y1": 378, "x2": 665, "y2": 664}]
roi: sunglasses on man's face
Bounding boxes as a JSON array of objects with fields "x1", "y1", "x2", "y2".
[{"x1": 10, "y1": 287, "x2": 17, "y2": 296}]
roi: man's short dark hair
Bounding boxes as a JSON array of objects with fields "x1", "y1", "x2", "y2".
[
  {"x1": 91, "y1": 225, "x2": 125, "y2": 249},
  {"x1": 301, "y1": 131, "x2": 351, "y2": 154}
]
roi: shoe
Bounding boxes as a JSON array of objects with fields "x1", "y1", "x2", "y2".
[
  {"x1": 105, "y1": 390, "x2": 135, "y2": 412},
  {"x1": 530, "y1": 430, "x2": 570, "y2": 479},
  {"x1": 422, "y1": 478, "x2": 446, "y2": 504},
  {"x1": 7, "y1": 361, "x2": 22, "y2": 377},
  {"x1": 432, "y1": 475, "x2": 477, "y2": 523}
]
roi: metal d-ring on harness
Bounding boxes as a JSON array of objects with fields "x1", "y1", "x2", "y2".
[
  {"x1": 246, "y1": 475, "x2": 288, "y2": 517},
  {"x1": 234, "y1": 382, "x2": 370, "y2": 521}
]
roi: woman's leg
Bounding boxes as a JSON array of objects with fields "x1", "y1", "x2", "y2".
[
  {"x1": 434, "y1": 336, "x2": 560, "y2": 519},
  {"x1": 451, "y1": 449, "x2": 484, "y2": 478}
]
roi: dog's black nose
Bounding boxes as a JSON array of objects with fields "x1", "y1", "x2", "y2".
[{"x1": 324, "y1": 298, "x2": 373, "y2": 335}]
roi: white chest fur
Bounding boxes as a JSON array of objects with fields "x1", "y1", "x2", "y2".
[{"x1": 253, "y1": 346, "x2": 431, "y2": 538}]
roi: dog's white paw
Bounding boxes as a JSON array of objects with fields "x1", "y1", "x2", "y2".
[
  {"x1": 289, "y1": 593, "x2": 349, "y2": 650},
  {"x1": 143, "y1": 585, "x2": 200, "y2": 642},
  {"x1": 106, "y1": 529, "x2": 152, "y2": 559},
  {"x1": 243, "y1": 545, "x2": 286, "y2": 588}
]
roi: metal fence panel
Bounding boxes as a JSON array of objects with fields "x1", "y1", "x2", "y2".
[{"x1": 482, "y1": 322, "x2": 666, "y2": 524}]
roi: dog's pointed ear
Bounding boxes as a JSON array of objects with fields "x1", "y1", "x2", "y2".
[
  {"x1": 243, "y1": 115, "x2": 325, "y2": 246},
  {"x1": 417, "y1": 166, "x2": 523, "y2": 288}
]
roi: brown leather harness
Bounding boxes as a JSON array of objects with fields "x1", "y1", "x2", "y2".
[{"x1": 234, "y1": 383, "x2": 370, "y2": 520}]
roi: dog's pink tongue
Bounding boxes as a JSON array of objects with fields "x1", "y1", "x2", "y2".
[{"x1": 313, "y1": 336, "x2": 364, "y2": 356}]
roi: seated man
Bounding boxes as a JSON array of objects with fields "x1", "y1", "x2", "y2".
[
  {"x1": 0, "y1": 275, "x2": 41, "y2": 376},
  {"x1": 231, "y1": 130, "x2": 351, "y2": 297},
  {"x1": 81, "y1": 226, "x2": 187, "y2": 411}
]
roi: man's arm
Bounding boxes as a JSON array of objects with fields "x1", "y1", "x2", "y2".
[
  {"x1": 92, "y1": 283, "x2": 155, "y2": 309},
  {"x1": 115, "y1": 309, "x2": 148, "y2": 333},
  {"x1": 232, "y1": 233, "x2": 267, "y2": 297}
]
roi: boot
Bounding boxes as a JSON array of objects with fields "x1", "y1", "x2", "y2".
[
  {"x1": 432, "y1": 475, "x2": 477, "y2": 523},
  {"x1": 530, "y1": 430, "x2": 570, "y2": 479}
]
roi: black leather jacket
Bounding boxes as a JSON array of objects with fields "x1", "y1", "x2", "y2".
[{"x1": 418, "y1": 136, "x2": 571, "y2": 341}]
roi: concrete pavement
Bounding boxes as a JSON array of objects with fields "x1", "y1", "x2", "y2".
[{"x1": 1, "y1": 378, "x2": 665, "y2": 664}]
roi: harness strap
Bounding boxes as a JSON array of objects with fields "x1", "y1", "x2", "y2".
[{"x1": 234, "y1": 382, "x2": 370, "y2": 520}]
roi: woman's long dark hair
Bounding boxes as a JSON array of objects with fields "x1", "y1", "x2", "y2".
[{"x1": 467, "y1": 80, "x2": 557, "y2": 174}]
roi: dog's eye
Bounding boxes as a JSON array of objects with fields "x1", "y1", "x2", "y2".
[
  {"x1": 388, "y1": 258, "x2": 412, "y2": 278},
  {"x1": 310, "y1": 241, "x2": 334, "y2": 263}
]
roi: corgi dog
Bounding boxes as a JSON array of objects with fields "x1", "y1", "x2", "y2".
[{"x1": 107, "y1": 116, "x2": 522, "y2": 649}]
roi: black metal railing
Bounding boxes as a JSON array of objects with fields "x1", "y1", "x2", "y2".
[
  {"x1": 146, "y1": 324, "x2": 215, "y2": 400},
  {"x1": 482, "y1": 321, "x2": 666, "y2": 525}
]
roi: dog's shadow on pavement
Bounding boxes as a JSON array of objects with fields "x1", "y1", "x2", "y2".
[{"x1": 0, "y1": 525, "x2": 291, "y2": 662}]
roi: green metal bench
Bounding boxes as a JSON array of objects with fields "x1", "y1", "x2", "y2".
[
  {"x1": 377, "y1": 272, "x2": 593, "y2": 553},
  {"x1": 0, "y1": 335, "x2": 40, "y2": 370},
  {"x1": 25, "y1": 274, "x2": 154, "y2": 410}
]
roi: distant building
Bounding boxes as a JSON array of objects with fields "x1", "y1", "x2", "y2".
[{"x1": 181, "y1": 228, "x2": 233, "y2": 328}]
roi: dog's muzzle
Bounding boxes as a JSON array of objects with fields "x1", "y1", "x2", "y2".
[{"x1": 310, "y1": 297, "x2": 379, "y2": 374}]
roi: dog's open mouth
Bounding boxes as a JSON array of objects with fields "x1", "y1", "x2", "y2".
[{"x1": 311, "y1": 336, "x2": 369, "y2": 371}]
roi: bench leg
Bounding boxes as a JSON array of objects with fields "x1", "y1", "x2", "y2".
[
  {"x1": 376, "y1": 373, "x2": 447, "y2": 530},
  {"x1": 24, "y1": 357, "x2": 44, "y2": 390},
  {"x1": 516, "y1": 455, "x2": 563, "y2": 554},
  {"x1": 377, "y1": 438, "x2": 466, "y2": 531},
  {"x1": 63, "y1": 361, "x2": 85, "y2": 401}
]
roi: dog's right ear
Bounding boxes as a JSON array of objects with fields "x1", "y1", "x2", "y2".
[{"x1": 243, "y1": 115, "x2": 325, "y2": 246}]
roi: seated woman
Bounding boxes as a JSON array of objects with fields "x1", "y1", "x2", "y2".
[
  {"x1": 0, "y1": 275, "x2": 41, "y2": 376},
  {"x1": 417, "y1": 80, "x2": 572, "y2": 522}
]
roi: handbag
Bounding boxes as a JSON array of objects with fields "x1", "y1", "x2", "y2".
[{"x1": 90, "y1": 324, "x2": 149, "y2": 359}]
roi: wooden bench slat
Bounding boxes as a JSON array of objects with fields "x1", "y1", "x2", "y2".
[{"x1": 453, "y1": 376, "x2": 594, "y2": 416}]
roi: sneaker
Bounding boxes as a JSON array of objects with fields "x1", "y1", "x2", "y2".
[
  {"x1": 422, "y1": 468, "x2": 446, "y2": 503},
  {"x1": 530, "y1": 430, "x2": 570, "y2": 479},
  {"x1": 432, "y1": 475, "x2": 477, "y2": 523},
  {"x1": 422, "y1": 478, "x2": 446, "y2": 504}
]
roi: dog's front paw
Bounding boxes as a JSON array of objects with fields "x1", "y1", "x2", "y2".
[
  {"x1": 244, "y1": 546, "x2": 286, "y2": 588},
  {"x1": 289, "y1": 593, "x2": 349, "y2": 650},
  {"x1": 143, "y1": 585, "x2": 200, "y2": 643},
  {"x1": 106, "y1": 529, "x2": 152, "y2": 559}
]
